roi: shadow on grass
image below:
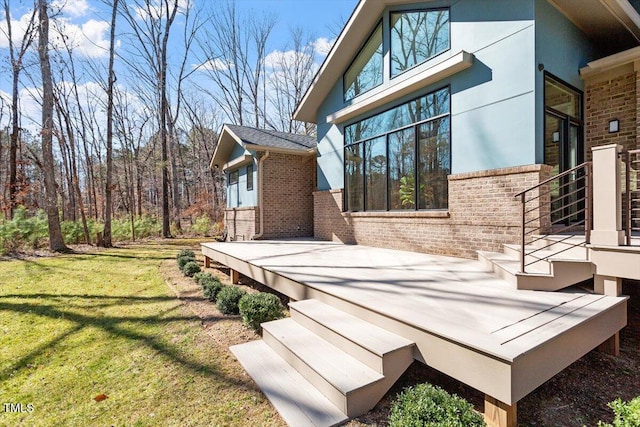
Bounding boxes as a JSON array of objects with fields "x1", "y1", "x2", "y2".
[{"x1": 0, "y1": 293, "x2": 251, "y2": 390}]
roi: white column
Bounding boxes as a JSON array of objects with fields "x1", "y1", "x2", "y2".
[{"x1": 590, "y1": 144, "x2": 625, "y2": 246}]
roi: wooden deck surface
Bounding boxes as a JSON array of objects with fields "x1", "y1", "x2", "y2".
[{"x1": 202, "y1": 239, "x2": 625, "y2": 362}]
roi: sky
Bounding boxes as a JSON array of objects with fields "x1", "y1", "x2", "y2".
[{"x1": 0, "y1": 0, "x2": 359, "y2": 133}]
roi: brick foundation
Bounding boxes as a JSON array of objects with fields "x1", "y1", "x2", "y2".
[
  {"x1": 314, "y1": 164, "x2": 552, "y2": 259},
  {"x1": 225, "y1": 207, "x2": 259, "y2": 241}
]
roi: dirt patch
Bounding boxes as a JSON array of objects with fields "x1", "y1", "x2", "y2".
[{"x1": 162, "y1": 254, "x2": 639, "y2": 426}]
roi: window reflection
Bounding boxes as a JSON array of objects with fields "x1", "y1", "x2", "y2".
[
  {"x1": 344, "y1": 88, "x2": 450, "y2": 212},
  {"x1": 344, "y1": 23, "x2": 383, "y2": 100},
  {"x1": 391, "y1": 10, "x2": 450, "y2": 77}
]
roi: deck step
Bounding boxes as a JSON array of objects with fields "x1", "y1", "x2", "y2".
[
  {"x1": 477, "y1": 250, "x2": 594, "y2": 291},
  {"x1": 290, "y1": 299, "x2": 414, "y2": 373},
  {"x1": 263, "y1": 318, "x2": 384, "y2": 415},
  {"x1": 231, "y1": 300, "x2": 415, "y2": 425},
  {"x1": 230, "y1": 340, "x2": 348, "y2": 427}
]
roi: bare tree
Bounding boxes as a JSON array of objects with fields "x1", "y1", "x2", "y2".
[
  {"x1": 103, "y1": 0, "x2": 119, "y2": 247},
  {"x1": 2, "y1": 1, "x2": 38, "y2": 218},
  {"x1": 267, "y1": 27, "x2": 317, "y2": 135},
  {"x1": 37, "y1": 0, "x2": 68, "y2": 252}
]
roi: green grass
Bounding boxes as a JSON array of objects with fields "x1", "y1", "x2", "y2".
[{"x1": 0, "y1": 240, "x2": 281, "y2": 427}]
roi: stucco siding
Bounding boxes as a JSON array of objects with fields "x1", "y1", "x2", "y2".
[{"x1": 315, "y1": 0, "x2": 539, "y2": 190}]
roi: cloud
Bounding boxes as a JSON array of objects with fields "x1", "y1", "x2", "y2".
[
  {"x1": 194, "y1": 58, "x2": 233, "y2": 72},
  {"x1": 0, "y1": 10, "x2": 38, "y2": 50},
  {"x1": 312, "y1": 37, "x2": 335, "y2": 56},
  {"x1": 51, "y1": 0, "x2": 90, "y2": 18},
  {"x1": 134, "y1": 0, "x2": 191, "y2": 21},
  {"x1": 51, "y1": 18, "x2": 111, "y2": 58},
  {"x1": 264, "y1": 49, "x2": 313, "y2": 70}
]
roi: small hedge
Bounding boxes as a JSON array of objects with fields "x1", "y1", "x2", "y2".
[
  {"x1": 177, "y1": 249, "x2": 195, "y2": 259},
  {"x1": 182, "y1": 261, "x2": 201, "y2": 277},
  {"x1": 238, "y1": 292, "x2": 285, "y2": 332},
  {"x1": 193, "y1": 272, "x2": 213, "y2": 287},
  {"x1": 202, "y1": 277, "x2": 224, "y2": 302},
  {"x1": 598, "y1": 397, "x2": 640, "y2": 427},
  {"x1": 216, "y1": 286, "x2": 247, "y2": 315},
  {"x1": 177, "y1": 254, "x2": 195, "y2": 271},
  {"x1": 388, "y1": 383, "x2": 486, "y2": 427}
]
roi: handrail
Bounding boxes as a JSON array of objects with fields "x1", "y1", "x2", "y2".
[
  {"x1": 622, "y1": 149, "x2": 640, "y2": 245},
  {"x1": 513, "y1": 163, "x2": 589, "y2": 198},
  {"x1": 515, "y1": 162, "x2": 592, "y2": 274}
]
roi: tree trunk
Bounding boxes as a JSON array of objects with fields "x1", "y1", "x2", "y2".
[
  {"x1": 38, "y1": 0, "x2": 68, "y2": 253},
  {"x1": 103, "y1": 0, "x2": 118, "y2": 247}
]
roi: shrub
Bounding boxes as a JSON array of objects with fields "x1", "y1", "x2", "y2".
[
  {"x1": 216, "y1": 286, "x2": 247, "y2": 315},
  {"x1": 238, "y1": 292, "x2": 285, "y2": 332},
  {"x1": 193, "y1": 272, "x2": 212, "y2": 286},
  {"x1": 177, "y1": 255, "x2": 196, "y2": 270},
  {"x1": 202, "y1": 278, "x2": 224, "y2": 301},
  {"x1": 388, "y1": 383, "x2": 486, "y2": 427},
  {"x1": 0, "y1": 206, "x2": 48, "y2": 253},
  {"x1": 598, "y1": 397, "x2": 640, "y2": 427},
  {"x1": 182, "y1": 261, "x2": 201, "y2": 277},
  {"x1": 177, "y1": 249, "x2": 196, "y2": 260}
]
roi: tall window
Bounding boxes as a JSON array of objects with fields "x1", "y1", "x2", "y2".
[
  {"x1": 344, "y1": 22, "x2": 383, "y2": 101},
  {"x1": 344, "y1": 87, "x2": 450, "y2": 211},
  {"x1": 246, "y1": 163, "x2": 254, "y2": 191},
  {"x1": 390, "y1": 9, "x2": 450, "y2": 77}
]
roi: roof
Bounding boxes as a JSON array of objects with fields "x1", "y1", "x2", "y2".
[
  {"x1": 210, "y1": 124, "x2": 316, "y2": 170},
  {"x1": 293, "y1": 0, "x2": 640, "y2": 124}
]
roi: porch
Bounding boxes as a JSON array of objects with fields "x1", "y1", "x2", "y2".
[{"x1": 201, "y1": 239, "x2": 627, "y2": 427}]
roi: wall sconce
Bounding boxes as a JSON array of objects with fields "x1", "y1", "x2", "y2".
[
  {"x1": 609, "y1": 119, "x2": 619, "y2": 133},
  {"x1": 552, "y1": 131, "x2": 560, "y2": 143}
]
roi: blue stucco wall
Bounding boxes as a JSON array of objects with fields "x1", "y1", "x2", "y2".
[
  {"x1": 314, "y1": 0, "x2": 605, "y2": 191},
  {"x1": 533, "y1": 0, "x2": 600, "y2": 164},
  {"x1": 226, "y1": 145, "x2": 257, "y2": 208},
  {"x1": 316, "y1": 0, "x2": 538, "y2": 190}
]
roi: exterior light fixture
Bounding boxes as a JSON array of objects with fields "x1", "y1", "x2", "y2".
[
  {"x1": 609, "y1": 119, "x2": 619, "y2": 133},
  {"x1": 552, "y1": 131, "x2": 560, "y2": 143}
]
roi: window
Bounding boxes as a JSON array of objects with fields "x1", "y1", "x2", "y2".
[
  {"x1": 344, "y1": 87, "x2": 450, "y2": 211},
  {"x1": 246, "y1": 164, "x2": 253, "y2": 191},
  {"x1": 391, "y1": 10, "x2": 450, "y2": 77},
  {"x1": 344, "y1": 22, "x2": 383, "y2": 101},
  {"x1": 229, "y1": 170, "x2": 239, "y2": 185}
]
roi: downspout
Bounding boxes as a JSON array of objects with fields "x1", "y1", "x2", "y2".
[{"x1": 252, "y1": 150, "x2": 269, "y2": 239}]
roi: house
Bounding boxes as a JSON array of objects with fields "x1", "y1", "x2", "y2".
[
  {"x1": 203, "y1": 1, "x2": 640, "y2": 426},
  {"x1": 210, "y1": 124, "x2": 316, "y2": 241}
]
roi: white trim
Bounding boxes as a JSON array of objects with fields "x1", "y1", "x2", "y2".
[
  {"x1": 327, "y1": 51, "x2": 473, "y2": 124},
  {"x1": 580, "y1": 45, "x2": 640, "y2": 77},
  {"x1": 222, "y1": 153, "x2": 253, "y2": 172},
  {"x1": 244, "y1": 144, "x2": 316, "y2": 156}
]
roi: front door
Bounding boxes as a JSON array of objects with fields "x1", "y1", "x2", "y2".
[{"x1": 544, "y1": 74, "x2": 584, "y2": 225}]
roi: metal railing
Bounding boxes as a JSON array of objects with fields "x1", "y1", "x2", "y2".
[
  {"x1": 621, "y1": 149, "x2": 640, "y2": 245},
  {"x1": 514, "y1": 163, "x2": 592, "y2": 274}
]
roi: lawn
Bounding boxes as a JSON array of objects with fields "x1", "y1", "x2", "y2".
[{"x1": 0, "y1": 240, "x2": 282, "y2": 427}]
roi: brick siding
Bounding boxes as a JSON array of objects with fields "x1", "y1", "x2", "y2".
[
  {"x1": 224, "y1": 152, "x2": 315, "y2": 240},
  {"x1": 314, "y1": 165, "x2": 552, "y2": 259},
  {"x1": 585, "y1": 71, "x2": 639, "y2": 159},
  {"x1": 224, "y1": 207, "x2": 259, "y2": 241}
]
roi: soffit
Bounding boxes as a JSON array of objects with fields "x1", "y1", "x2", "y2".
[{"x1": 548, "y1": 0, "x2": 640, "y2": 45}]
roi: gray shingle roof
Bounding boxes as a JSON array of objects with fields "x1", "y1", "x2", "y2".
[{"x1": 225, "y1": 124, "x2": 316, "y2": 151}]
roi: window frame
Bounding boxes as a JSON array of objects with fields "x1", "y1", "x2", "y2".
[
  {"x1": 389, "y1": 8, "x2": 451, "y2": 79},
  {"x1": 343, "y1": 86, "x2": 451, "y2": 212},
  {"x1": 343, "y1": 20, "x2": 384, "y2": 102},
  {"x1": 246, "y1": 163, "x2": 254, "y2": 191}
]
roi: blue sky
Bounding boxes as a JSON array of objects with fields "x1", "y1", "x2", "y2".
[{"x1": 0, "y1": 0, "x2": 358, "y2": 131}]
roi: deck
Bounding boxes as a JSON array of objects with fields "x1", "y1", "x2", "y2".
[{"x1": 201, "y1": 239, "x2": 627, "y2": 408}]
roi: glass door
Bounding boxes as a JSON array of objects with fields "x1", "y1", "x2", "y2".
[{"x1": 544, "y1": 74, "x2": 584, "y2": 226}]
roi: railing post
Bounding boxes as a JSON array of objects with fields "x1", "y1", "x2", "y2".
[
  {"x1": 623, "y1": 151, "x2": 631, "y2": 246},
  {"x1": 520, "y1": 193, "x2": 526, "y2": 274},
  {"x1": 591, "y1": 144, "x2": 625, "y2": 246},
  {"x1": 586, "y1": 162, "x2": 592, "y2": 245}
]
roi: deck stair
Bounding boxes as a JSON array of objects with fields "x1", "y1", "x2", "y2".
[
  {"x1": 477, "y1": 236, "x2": 594, "y2": 291},
  {"x1": 230, "y1": 299, "x2": 415, "y2": 427}
]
